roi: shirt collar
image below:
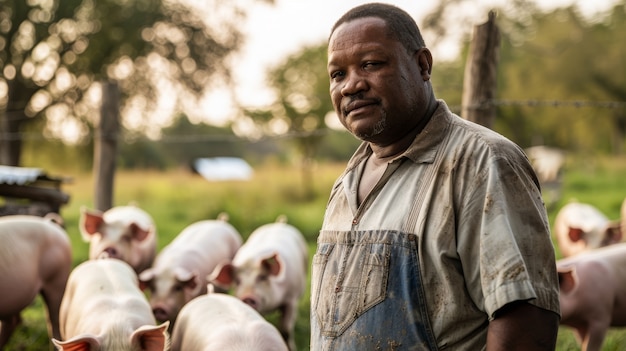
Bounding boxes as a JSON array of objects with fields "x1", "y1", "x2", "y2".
[{"x1": 345, "y1": 99, "x2": 453, "y2": 170}]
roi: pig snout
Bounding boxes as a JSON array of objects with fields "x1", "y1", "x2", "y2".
[
  {"x1": 242, "y1": 296, "x2": 259, "y2": 311},
  {"x1": 152, "y1": 305, "x2": 170, "y2": 323}
]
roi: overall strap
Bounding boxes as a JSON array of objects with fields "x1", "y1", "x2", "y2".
[{"x1": 402, "y1": 131, "x2": 452, "y2": 233}]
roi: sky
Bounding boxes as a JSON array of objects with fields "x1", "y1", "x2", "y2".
[{"x1": 198, "y1": 0, "x2": 619, "y2": 125}]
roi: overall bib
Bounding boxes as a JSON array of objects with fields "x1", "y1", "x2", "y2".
[{"x1": 311, "y1": 144, "x2": 446, "y2": 351}]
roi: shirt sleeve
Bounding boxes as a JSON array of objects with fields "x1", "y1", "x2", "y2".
[{"x1": 457, "y1": 150, "x2": 561, "y2": 320}]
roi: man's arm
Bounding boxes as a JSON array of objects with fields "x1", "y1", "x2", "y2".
[{"x1": 487, "y1": 301, "x2": 560, "y2": 351}]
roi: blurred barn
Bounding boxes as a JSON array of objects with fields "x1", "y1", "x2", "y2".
[{"x1": 0, "y1": 165, "x2": 70, "y2": 218}]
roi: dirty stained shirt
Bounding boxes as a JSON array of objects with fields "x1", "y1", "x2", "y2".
[{"x1": 311, "y1": 101, "x2": 560, "y2": 350}]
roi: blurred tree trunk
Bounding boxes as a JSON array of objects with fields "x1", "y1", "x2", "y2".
[
  {"x1": 461, "y1": 11, "x2": 500, "y2": 129},
  {"x1": 0, "y1": 80, "x2": 30, "y2": 166}
]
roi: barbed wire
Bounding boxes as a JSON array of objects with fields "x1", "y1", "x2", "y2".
[{"x1": 1, "y1": 99, "x2": 624, "y2": 143}]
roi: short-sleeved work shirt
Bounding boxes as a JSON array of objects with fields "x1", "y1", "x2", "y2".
[{"x1": 311, "y1": 101, "x2": 560, "y2": 350}]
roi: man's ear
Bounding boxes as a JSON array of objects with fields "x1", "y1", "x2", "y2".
[{"x1": 416, "y1": 48, "x2": 433, "y2": 80}]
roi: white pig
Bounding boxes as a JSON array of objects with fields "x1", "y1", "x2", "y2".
[
  {"x1": 554, "y1": 202, "x2": 621, "y2": 257},
  {"x1": 209, "y1": 217, "x2": 308, "y2": 351},
  {"x1": 557, "y1": 242, "x2": 626, "y2": 351},
  {"x1": 52, "y1": 259, "x2": 169, "y2": 351},
  {"x1": 138, "y1": 216, "x2": 242, "y2": 327},
  {"x1": 0, "y1": 215, "x2": 72, "y2": 349},
  {"x1": 80, "y1": 205, "x2": 157, "y2": 273},
  {"x1": 170, "y1": 292, "x2": 288, "y2": 351}
]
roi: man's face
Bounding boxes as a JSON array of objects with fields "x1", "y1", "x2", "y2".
[{"x1": 327, "y1": 17, "x2": 427, "y2": 145}]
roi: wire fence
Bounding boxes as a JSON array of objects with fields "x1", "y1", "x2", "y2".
[{"x1": 1, "y1": 99, "x2": 625, "y2": 143}]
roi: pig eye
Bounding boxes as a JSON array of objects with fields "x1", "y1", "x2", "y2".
[{"x1": 173, "y1": 283, "x2": 184, "y2": 292}]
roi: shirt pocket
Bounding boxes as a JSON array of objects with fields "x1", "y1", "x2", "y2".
[{"x1": 312, "y1": 238, "x2": 391, "y2": 337}]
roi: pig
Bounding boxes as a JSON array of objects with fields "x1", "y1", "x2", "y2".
[
  {"x1": 554, "y1": 201, "x2": 622, "y2": 257},
  {"x1": 170, "y1": 292, "x2": 288, "y2": 351},
  {"x1": 557, "y1": 242, "x2": 626, "y2": 351},
  {"x1": 80, "y1": 204, "x2": 157, "y2": 273},
  {"x1": 209, "y1": 217, "x2": 308, "y2": 351},
  {"x1": 138, "y1": 215, "x2": 242, "y2": 328},
  {"x1": 52, "y1": 259, "x2": 169, "y2": 351},
  {"x1": 0, "y1": 215, "x2": 72, "y2": 350}
]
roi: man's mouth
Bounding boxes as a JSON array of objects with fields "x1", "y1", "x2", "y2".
[{"x1": 344, "y1": 99, "x2": 377, "y2": 116}]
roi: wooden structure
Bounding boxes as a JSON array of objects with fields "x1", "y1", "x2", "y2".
[
  {"x1": 461, "y1": 10, "x2": 500, "y2": 129},
  {"x1": 0, "y1": 165, "x2": 70, "y2": 217}
]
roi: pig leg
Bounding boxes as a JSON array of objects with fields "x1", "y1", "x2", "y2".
[
  {"x1": 40, "y1": 283, "x2": 66, "y2": 341},
  {"x1": 0, "y1": 314, "x2": 22, "y2": 349},
  {"x1": 580, "y1": 319, "x2": 610, "y2": 351},
  {"x1": 40, "y1": 242, "x2": 72, "y2": 341},
  {"x1": 279, "y1": 302, "x2": 297, "y2": 351}
]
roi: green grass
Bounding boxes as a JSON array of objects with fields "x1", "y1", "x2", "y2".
[{"x1": 4, "y1": 156, "x2": 626, "y2": 350}]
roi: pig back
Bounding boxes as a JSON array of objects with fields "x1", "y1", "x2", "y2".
[
  {"x1": 0, "y1": 215, "x2": 71, "y2": 316},
  {"x1": 162, "y1": 219, "x2": 242, "y2": 262},
  {"x1": 171, "y1": 293, "x2": 288, "y2": 351},
  {"x1": 235, "y1": 222, "x2": 307, "y2": 271},
  {"x1": 59, "y1": 259, "x2": 156, "y2": 338}
]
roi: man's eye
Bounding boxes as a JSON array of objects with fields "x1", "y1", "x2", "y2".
[{"x1": 330, "y1": 71, "x2": 344, "y2": 80}]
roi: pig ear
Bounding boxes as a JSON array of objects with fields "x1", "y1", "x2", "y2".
[
  {"x1": 131, "y1": 321, "x2": 169, "y2": 351},
  {"x1": 79, "y1": 207, "x2": 104, "y2": 241},
  {"x1": 138, "y1": 269, "x2": 154, "y2": 291},
  {"x1": 606, "y1": 221, "x2": 623, "y2": 244},
  {"x1": 208, "y1": 263, "x2": 236, "y2": 289},
  {"x1": 568, "y1": 227, "x2": 584, "y2": 242},
  {"x1": 261, "y1": 253, "x2": 284, "y2": 278},
  {"x1": 52, "y1": 335, "x2": 100, "y2": 351},
  {"x1": 557, "y1": 266, "x2": 578, "y2": 294},
  {"x1": 130, "y1": 222, "x2": 151, "y2": 242}
]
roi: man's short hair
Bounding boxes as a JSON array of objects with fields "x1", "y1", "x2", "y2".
[{"x1": 330, "y1": 2, "x2": 426, "y2": 53}]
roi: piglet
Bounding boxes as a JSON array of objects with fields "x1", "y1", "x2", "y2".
[
  {"x1": 171, "y1": 292, "x2": 288, "y2": 351},
  {"x1": 554, "y1": 201, "x2": 621, "y2": 257},
  {"x1": 52, "y1": 259, "x2": 169, "y2": 351},
  {"x1": 0, "y1": 215, "x2": 72, "y2": 349},
  {"x1": 139, "y1": 215, "x2": 242, "y2": 328},
  {"x1": 80, "y1": 204, "x2": 157, "y2": 273},
  {"x1": 557, "y1": 242, "x2": 626, "y2": 351},
  {"x1": 210, "y1": 216, "x2": 308, "y2": 351}
]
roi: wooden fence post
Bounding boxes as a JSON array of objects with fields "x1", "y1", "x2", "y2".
[
  {"x1": 461, "y1": 10, "x2": 500, "y2": 129},
  {"x1": 94, "y1": 81, "x2": 120, "y2": 211}
]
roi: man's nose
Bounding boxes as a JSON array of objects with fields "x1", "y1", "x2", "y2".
[{"x1": 341, "y1": 72, "x2": 368, "y2": 96}]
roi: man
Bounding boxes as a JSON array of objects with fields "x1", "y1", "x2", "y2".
[{"x1": 310, "y1": 3, "x2": 560, "y2": 350}]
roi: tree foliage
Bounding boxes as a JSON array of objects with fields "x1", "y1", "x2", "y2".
[
  {"x1": 240, "y1": 42, "x2": 335, "y2": 197},
  {"x1": 493, "y1": 1, "x2": 626, "y2": 153},
  {"x1": 430, "y1": 1, "x2": 625, "y2": 154},
  {"x1": 0, "y1": 0, "x2": 271, "y2": 165}
]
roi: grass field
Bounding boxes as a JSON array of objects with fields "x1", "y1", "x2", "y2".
[{"x1": 4, "y1": 155, "x2": 626, "y2": 350}]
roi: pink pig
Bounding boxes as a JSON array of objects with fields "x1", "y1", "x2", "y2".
[
  {"x1": 554, "y1": 202, "x2": 621, "y2": 257},
  {"x1": 80, "y1": 205, "x2": 157, "y2": 273},
  {"x1": 52, "y1": 259, "x2": 169, "y2": 351},
  {"x1": 0, "y1": 215, "x2": 72, "y2": 349},
  {"x1": 139, "y1": 216, "x2": 242, "y2": 327},
  {"x1": 210, "y1": 217, "x2": 308, "y2": 351},
  {"x1": 170, "y1": 293, "x2": 288, "y2": 351},
  {"x1": 557, "y1": 242, "x2": 626, "y2": 351}
]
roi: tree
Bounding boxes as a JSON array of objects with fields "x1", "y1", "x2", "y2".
[
  {"x1": 494, "y1": 1, "x2": 625, "y2": 153},
  {"x1": 0, "y1": 0, "x2": 272, "y2": 166},
  {"x1": 241, "y1": 42, "x2": 334, "y2": 198}
]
